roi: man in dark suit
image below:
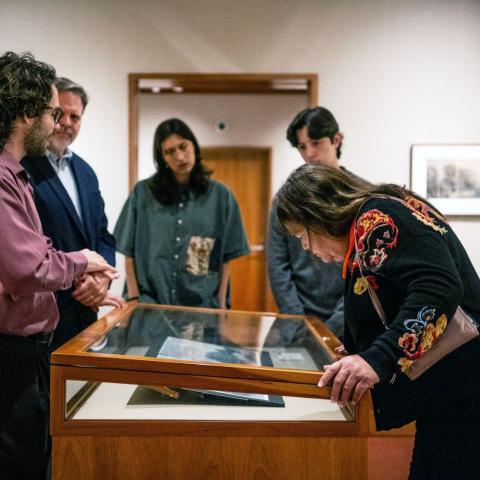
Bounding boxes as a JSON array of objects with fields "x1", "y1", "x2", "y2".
[{"x1": 22, "y1": 77, "x2": 122, "y2": 350}]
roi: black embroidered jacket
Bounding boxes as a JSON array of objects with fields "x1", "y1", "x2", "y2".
[{"x1": 343, "y1": 196, "x2": 480, "y2": 382}]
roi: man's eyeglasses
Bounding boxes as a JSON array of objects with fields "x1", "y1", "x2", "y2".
[{"x1": 46, "y1": 107, "x2": 64, "y2": 124}]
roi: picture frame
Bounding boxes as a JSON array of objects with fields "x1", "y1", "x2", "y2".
[{"x1": 410, "y1": 144, "x2": 480, "y2": 215}]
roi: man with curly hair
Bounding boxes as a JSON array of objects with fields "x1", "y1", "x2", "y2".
[{"x1": 0, "y1": 51, "x2": 119, "y2": 479}]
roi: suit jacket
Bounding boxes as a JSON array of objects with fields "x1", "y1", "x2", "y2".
[{"x1": 21, "y1": 153, "x2": 115, "y2": 349}]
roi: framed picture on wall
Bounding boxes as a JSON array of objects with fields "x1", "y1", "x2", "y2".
[{"x1": 410, "y1": 145, "x2": 480, "y2": 215}]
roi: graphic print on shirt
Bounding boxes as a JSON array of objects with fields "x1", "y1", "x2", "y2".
[
  {"x1": 186, "y1": 236, "x2": 215, "y2": 275},
  {"x1": 355, "y1": 209, "x2": 399, "y2": 273},
  {"x1": 397, "y1": 306, "x2": 447, "y2": 372}
]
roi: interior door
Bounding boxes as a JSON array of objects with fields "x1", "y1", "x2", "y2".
[{"x1": 202, "y1": 147, "x2": 274, "y2": 312}]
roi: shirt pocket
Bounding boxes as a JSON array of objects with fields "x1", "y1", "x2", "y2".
[{"x1": 185, "y1": 236, "x2": 217, "y2": 276}]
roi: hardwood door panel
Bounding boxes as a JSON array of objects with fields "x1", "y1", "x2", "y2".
[
  {"x1": 230, "y1": 253, "x2": 267, "y2": 312},
  {"x1": 203, "y1": 147, "x2": 271, "y2": 311},
  {"x1": 203, "y1": 148, "x2": 269, "y2": 240}
]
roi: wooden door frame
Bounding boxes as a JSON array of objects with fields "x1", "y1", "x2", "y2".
[{"x1": 128, "y1": 73, "x2": 318, "y2": 190}]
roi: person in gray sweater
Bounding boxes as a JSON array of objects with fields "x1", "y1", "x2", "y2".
[{"x1": 268, "y1": 107, "x2": 367, "y2": 337}]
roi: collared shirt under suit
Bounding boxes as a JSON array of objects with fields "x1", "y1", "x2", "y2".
[{"x1": 22, "y1": 152, "x2": 116, "y2": 349}]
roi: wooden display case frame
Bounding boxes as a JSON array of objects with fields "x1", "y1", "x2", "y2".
[{"x1": 50, "y1": 302, "x2": 408, "y2": 479}]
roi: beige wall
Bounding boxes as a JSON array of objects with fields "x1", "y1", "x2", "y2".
[{"x1": 1, "y1": 0, "x2": 479, "y2": 291}]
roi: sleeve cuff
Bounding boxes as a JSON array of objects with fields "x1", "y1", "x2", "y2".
[
  {"x1": 68, "y1": 251, "x2": 88, "y2": 276},
  {"x1": 223, "y1": 247, "x2": 251, "y2": 263},
  {"x1": 359, "y1": 345, "x2": 397, "y2": 382}
]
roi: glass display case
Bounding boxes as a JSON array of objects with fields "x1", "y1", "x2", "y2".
[{"x1": 50, "y1": 302, "x2": 373, "y2": 479}]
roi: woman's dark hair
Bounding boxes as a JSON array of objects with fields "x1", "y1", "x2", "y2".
[
  {"x1": 286, "y1": 106, "x2": 344, "y2": 158},
  {"x1": 276, "y1": 163, "x2": 428, "y2": 238},
  {"x1": 0, "y1": 51, "x2": 56, "y2": 149},
  {"x1": 149, "y1": 118, "x2": 211, "y2": 204}
]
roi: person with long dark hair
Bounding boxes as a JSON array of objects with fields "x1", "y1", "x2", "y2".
[
  {"x1": 276, "y1": 163, "x2": 480, "y2": 479},
  {"x1": 114, "y1": 118, "x2": 250, "y2": 308}
]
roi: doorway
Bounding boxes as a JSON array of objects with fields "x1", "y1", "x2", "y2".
[{"x1": 129, "y1": 73, "x2": 318, "y2": 312}]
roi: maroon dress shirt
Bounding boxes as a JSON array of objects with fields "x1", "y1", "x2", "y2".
[{"x1": 0, "y1": 150, "x2": 87, "y2": 336}]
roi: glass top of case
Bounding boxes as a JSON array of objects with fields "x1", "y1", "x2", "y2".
[{"x1": 87, "y1": 305, "x2": 335, "y2": 372}]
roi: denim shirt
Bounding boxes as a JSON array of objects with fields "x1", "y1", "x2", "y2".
[{"x1": 114, "y1": 178, "x2": 250, "y2": 308}]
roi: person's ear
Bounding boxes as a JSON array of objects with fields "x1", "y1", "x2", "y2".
[
  {"x1": 19, "y1": 114, "x2": 35, "y2": 127},
  {"x1": 333, "y1": 132, "x2": 343, "y2": 148},
  {"x1": 11, "y1": 114, "x2": 34, "y2": 138}
]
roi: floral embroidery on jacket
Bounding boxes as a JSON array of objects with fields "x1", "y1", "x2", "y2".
[
  {"x1": 355, "y1": 209, "x2": 399, "y2": 273},
  {"x1": 405, "y1": 197, "x2": 448, "y2": 235},
  {"x1": 354, "y1": 278, "x2": 368, "y2": 295},
  {"x1": 353, "y1": 276, "x2": 379, "y2": 295},
  {"x1": 397, "y1": 306, "x2": 448, "y2": 372}
]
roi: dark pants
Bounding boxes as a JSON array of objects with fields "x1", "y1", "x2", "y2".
[
  {"x1": 410, "y1": 403, "x2": 480, "y2": 480},
  {"x1": 409, "y1": 339, "x2": 480, "y2": 480},
  {"x1": 0, "y1": 334, "x2": 51, "y2": 480},
  {"x1": 51, "y1": 291, "x2": 96, "y2": 350}
]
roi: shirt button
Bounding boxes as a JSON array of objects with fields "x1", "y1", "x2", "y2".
[
  {"x1": 179, "y1": 203, "x2": 184, "y2": 208},
  {"x1": 173, "y1": 272, "x2": 177, "y2": 277},
  {"x1": 172, "y1": 288, "x2": 176, "y2": 294},
  {"x1": 177, "y1": 219, "x2": 183, "y2": 225},
  {"x1": 174, "y1": 254, "x2": 179, "y2": 259},
  {"x1": 176, "y1": 236, "x2": 181, "y2": 242}
]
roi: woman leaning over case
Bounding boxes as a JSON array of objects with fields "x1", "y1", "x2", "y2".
[
  {"x1": 114, "y1": 118, "x2": 250, "y2": 309},
  {"x1": 276, "y1": 163, "x2": 480, "y2": 480}
]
